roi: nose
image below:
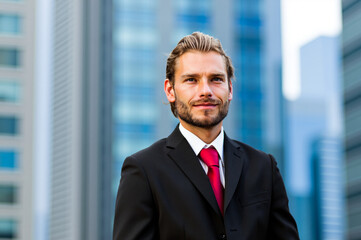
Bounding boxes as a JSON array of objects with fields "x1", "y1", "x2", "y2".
[{"x1": 198, "y1": 79, "x2": 212, "y2": 97}]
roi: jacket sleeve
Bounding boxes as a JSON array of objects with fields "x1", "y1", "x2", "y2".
[
  {"x1": 113, "y1": 156, "x2": 158, "y2": 240},
  {"x1": 267, "y1": 154, "x2": 300, "y2": 240}
]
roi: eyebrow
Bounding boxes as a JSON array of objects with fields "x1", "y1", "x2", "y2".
[{"x1": 180, "y1": 72, "x2": 226, "y2": 78}]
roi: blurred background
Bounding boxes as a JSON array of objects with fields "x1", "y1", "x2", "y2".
[{"x1": 0, "y1": 0, "x2": 359, "y2": 239}]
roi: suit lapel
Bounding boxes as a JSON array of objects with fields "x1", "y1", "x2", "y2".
[
  {"x1": 166, "y1": 127, "x2": 221, "y2": 215},
  {"x1": 223, "y1": 134, "x2": 244, "y2": 212}
]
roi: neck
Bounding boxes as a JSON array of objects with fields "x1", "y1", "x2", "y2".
[{"x1": 179, "y1": 120, "x2": 222, "y2": 144}]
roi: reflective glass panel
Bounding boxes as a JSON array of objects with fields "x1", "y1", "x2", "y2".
[
  {"x1": 0, "y1": 116, "x2": 19, "y2": 135},
  {"x1": 0, "y1": 219, "x2": 17, "y2": 239},
  {"x1": 0, "y1": 48, "x2": 20, "y2": 67},
  {"x1": 0, "y1": 14, "x2": 21, "y2": 35},
  {"x1": 0, "y1": 185, "x2": 17, "y2": 204},
  {"x1": 0, "y1": 150, "x2": 18, "y2": 169},
  {"x1": 0, "y1": 81, "x2": 20, "y2": 102}
]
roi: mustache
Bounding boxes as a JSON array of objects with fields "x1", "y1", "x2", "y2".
[{"x1": 190, "y1": 99, "x2": 221, "y2": 106}]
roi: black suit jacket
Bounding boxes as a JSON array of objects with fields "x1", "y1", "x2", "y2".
[{"x1": 113, "y1": 127, "x2": 299, "y2": 240}]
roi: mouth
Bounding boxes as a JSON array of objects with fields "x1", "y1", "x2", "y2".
[{"x1": 192, "y1": 101, "x2": 219, "y2": 109}]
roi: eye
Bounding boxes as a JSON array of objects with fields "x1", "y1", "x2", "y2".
[
  {"x1": 212, "y1": 77, "x2": 223, "y2": 82},
  {"x1": 185, "y1": 78, "x2": 196, "y2": 82}
]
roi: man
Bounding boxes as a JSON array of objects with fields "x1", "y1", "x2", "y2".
[{"x1": 113, "y1": 32, "x2": 299, "y2": 240}]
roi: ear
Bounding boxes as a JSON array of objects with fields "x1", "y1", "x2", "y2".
[
  {"x1": 228, "y1": 80, "x2": 233, "y2": 101},
  {"x1": 164, "y1": 79, "x2": 175, "y2": 103}
]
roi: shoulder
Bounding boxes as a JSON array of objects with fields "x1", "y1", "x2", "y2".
[
  {"x1": 225, "y1": 136, "x2": 275, "y2": 171},
  {"x1": 227, "y1": 136, "x2": 271, "y2": 159},
  {"x1": 128, "y1": 126, "x2": 185, "y2": 162},
  {"x1": 120, "y1": 138, "x2": 169, "y2": 179},
  {"x1": 130, "y1": 138, "x2": 168, "y2": 161}
]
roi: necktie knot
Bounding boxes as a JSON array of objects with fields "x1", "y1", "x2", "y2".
[{"x1": 199, "y1": 147, "x2": 219, "y2": 167}]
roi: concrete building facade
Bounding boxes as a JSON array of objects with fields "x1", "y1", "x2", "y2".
[{"x1": 0, "y1": 0, "x2": 36, "y2": 239}]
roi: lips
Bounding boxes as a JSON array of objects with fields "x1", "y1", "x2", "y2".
[
  {"x1": 194, "y1": 103, "x2": 216, "y2": 107},
  {"x1": 192, "y1": 100, "x2": 219, "y2": 109}
]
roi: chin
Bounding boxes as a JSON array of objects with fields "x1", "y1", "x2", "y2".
[{"x1": 195, "y1": 118, "x2": 220, "y2": 127}]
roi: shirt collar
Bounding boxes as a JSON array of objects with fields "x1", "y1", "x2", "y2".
[{"x1": 179, "y1": 123, "x2": 224, "y2": 160}]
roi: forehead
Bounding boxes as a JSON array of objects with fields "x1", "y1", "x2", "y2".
[{"x1": 175, "y1": 50, "x2": 227, "y2": 75}]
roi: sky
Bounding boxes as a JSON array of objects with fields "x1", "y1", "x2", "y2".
[{"x1": 281, "y1": 0, "x2": 342, "y2": 100}]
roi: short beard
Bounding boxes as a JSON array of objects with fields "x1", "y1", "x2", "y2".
[{"x1": 175, "y1": 97, "x2": 230, "y2": 129}]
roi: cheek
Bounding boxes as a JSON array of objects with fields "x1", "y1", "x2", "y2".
[
  {"x1": 175, "y1": 88, "x2": 195, "y2": 102},
  {"x1": 215, "y1": 88, "x2": 231, "y2": 100}
]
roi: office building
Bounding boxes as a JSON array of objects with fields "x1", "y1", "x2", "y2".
[
  {"x1": 0, "y1": 0, "x2": 36, "y2": 239},
  {"x1": 313, "y1": 137, "x2": 345, "y2": 240},
  {"x1": 50, "y1": 0, "x2": 113, "y2": 239},
  {"x1": 286, "y1": 36, "x2": 344, "y2": 239},
  {"x1": 342, "y1": 0, "x2": 361, "y2": 238}
]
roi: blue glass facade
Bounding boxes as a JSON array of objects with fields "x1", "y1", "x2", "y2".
[
  {"x1": 233, "y1": 0, "x2": 264, "y2": 149},
  {"x1": 173, "y1": 0, "x2": 211, "y2": 42},
  {"x1": 286, "y1": 36, "x2": 344, "y2": 239},
  {"x1": 312, "y1": 138, "x2": 345, "y2": 240},
  {"x1": 342, "y1": 0, "x2": 361, "y2": 237},
  {"x1": 112, "y1": 0, "x2": 159, "y2": 194},
  {"x1": 0, "y1": 150, "x2": 18, "y2": 170}
]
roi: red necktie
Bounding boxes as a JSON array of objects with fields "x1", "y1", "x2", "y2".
[{"x1": 199, "y1": 147, "x2": 224, "y2": 215}]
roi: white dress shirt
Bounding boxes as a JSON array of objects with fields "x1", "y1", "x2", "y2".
[{"x1": 179, "y1": 123, "x2": 225, "y2": 188}]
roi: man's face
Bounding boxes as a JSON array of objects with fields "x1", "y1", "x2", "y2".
[{"x1": 165, "y1": 50, "x2": 233, "y2": 129}]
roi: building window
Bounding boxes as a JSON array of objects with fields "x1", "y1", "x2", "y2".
[
  {"x1": 0, "y1": 150, "x2": 18, "y2": 169},
  {"x1": 0, "y1": 185, "x2": 17, "y2": 204},
  {"x1": 0, "y1": 116, "x2": 19, "y2": 135},
  {"x1": 0, "y1": 81, "x2": 20, "y2": 102},
  {"x1": 0, "y1": 14, "x2": 21, "y2": 35},
  {"x1": 0, "y1": 48, "x2": 20, "y2": 68},
  {"x1": 0, "y1": 219, "x2": 17, "y2": 239}
]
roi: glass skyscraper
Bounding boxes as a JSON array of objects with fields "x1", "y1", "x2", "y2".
[
  {"x1": 342, "y1": 0, "x2": 361, "y2": 238},
  {"x1": 313, "y1": 137, "x2": 345, "y2": 240},
  {"x1": 112, "y1": 0, "x2": 159, "y2": 195},
  {"x1": 286, "y1": 36, "x2": 344, "y2": 240},
  {"x1": 232, "y1": 1, "x2": 264, "y2": 149}
]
